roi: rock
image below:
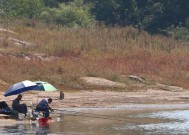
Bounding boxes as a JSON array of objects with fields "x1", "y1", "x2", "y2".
[
  {"x1": 0, "y1": 28, "x2": 18, "y2": 34},
  {"x1": 9, "y1": 38, "x2": 35, "y2": 47},
  {"x1": 80, "y1": 77, "x2": 126, "y2": 88},
  {"x1": 128, "y1": 75, "x2": 145, "y2": 83},
  {"x1": 156, "y1": 83, "x2": 183, "y2": 92}
]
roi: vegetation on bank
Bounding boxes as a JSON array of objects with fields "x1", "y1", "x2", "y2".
[
  {"x1": 0, "y1": 0, "x2": 189, "y2": 91},
  {"x1": 0, "y1": 23, "x2": 189, "y2": 91},
  {"x1": 1, "y1": 0, "x2": 189, "y2": 40}
]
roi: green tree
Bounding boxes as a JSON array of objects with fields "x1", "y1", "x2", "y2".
[
  {"x1": 153, "y1": 0, "x2": 189, "y2": 30},
  {"x1": 8, "y1": 0, "x2": 44, "y2": 19},
  {"x1": 137, "y1": 0, "x2": 164, "y2": 32},
  {"x1": 118, "y1": 0, "x2": 139, "y2": 26},
  {"x1": 41, "y1": 0, "x2": 94, "y2": 27},
  {"x1": 92, "y1": 0, "x2": 140, "y2": 26},
  {"x1": 43, "y1": 0, "x2": 58, "y2": 7},
  {"x1": 93, "y1": 0, "x2": 120, "y2": 25},
  {"x1": 0, "y1": 0, "x2": 11, "y2": 17}
]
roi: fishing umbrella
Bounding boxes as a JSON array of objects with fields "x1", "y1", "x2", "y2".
[
  {"x1": 31, "y1": 81, "x2": 57, "y2": 91},
  {"x1": 31, "y1": 81, "x2": 57, "y2": 103},
  {"x1": 4, "y1": 80, "x2": 37, "y2": 97}
]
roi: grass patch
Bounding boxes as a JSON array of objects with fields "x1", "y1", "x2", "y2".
[{"x1": 0, "y1": 22, "x2": 189, "y2": 91}]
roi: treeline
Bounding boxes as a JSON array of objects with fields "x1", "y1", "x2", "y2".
[{"x1": 0, "y1": 0, "x2": 189, "y2": 40}]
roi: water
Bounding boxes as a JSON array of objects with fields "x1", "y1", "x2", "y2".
[{"x1": 1, "y1": 104, "x2": 189, "y2": 135}]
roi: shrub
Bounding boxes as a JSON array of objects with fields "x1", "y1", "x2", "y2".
[{"x1": 40, "y1": 0, "x2": 95, "y2": 27}]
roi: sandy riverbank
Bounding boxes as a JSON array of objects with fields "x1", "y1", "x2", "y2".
[
  {"x1": 1, "y1": 89, "x2": 189, "y2": 125},
  {"x1": 1, "y1": 89, "x2": 189, "y2": 109}
]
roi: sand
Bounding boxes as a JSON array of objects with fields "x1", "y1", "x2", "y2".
[
  {"x1": 1, "y1": 89, "x2": 189, "y2": 109},
  {"x1": 1, "y1": 89, "x2": 189, "y2": 124}
]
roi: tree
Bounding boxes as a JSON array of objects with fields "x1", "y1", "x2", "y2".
[
  {"x1": 118, "y1": 0, "x2": 139, "y2": 26},
  {"x1": 138, "y1": 0, "x2": 164, "y2": 32},
  {"x1": 40, "y1": 0, "x2": 94, "y2": 27},
  {"x1": 8, "y1": 0, "x2": 44, "y2": 19},
  {"x1": 92, "y1": 0, "x2": 120, "y2": 25},
  {"x1": 0, "y1": 0, "x2": 11, "y2": 17}
]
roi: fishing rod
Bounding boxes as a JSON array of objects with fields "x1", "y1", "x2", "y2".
[
  {"x1": 53, "y1": 108, "x2": 141, "y2": 123},
  {"x1": 54, "y1": 109, "x2": 123, "y2": 119},
  {"x1": 28, "y1": 105, "x2": 144, "y2": 123}
]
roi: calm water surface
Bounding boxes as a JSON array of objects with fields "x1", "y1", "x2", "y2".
[{"x1": 1, "y1": 104, "x2": 189, "y2": 135}]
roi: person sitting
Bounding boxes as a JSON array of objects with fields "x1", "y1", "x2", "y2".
[
  {"x1": 12, "y1": 94, "x2": 28, "y2": 115},
  {"x1": 35, "y1": 98, "x2": 53, "y2": 118}
]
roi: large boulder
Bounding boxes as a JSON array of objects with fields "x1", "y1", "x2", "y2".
[{"x1": 80, "y1": 77, "x2": 126, "y2": 88}]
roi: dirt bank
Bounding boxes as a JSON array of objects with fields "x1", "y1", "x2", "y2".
[{"x1": 1, "y1": 89, "x2": 189, "y2": 109}]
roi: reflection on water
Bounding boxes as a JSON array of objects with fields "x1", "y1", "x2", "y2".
[
  {"x1": 0, "y1": 121, "x2": 50, "y2": 134},
  {"x1": 1, "y1": 105, "x2": 189, "y2": 135}
]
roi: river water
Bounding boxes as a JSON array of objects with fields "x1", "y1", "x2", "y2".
[{"x1": 1, "y1": 104, "x2": 189, "y2": 135}]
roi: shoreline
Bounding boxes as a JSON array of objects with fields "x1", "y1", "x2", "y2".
[
  {"x1": 1, "y1": 88, "x2": 189, "y2": 124},
  {"x1": 1, "y1": 89, "x2": 189, "y2": 109},
  {"x1": 0, "y1": 103, "x2": 189, "y2": 126}
]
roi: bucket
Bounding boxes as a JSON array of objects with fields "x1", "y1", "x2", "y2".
[{"x1": 39, "y1": 117, "x2": 51, "y2": 123}]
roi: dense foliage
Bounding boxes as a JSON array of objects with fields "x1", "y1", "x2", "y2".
[
  {"x1": 93, "y1": 0, "x2": 189, "y2": 36},
  {"x1": 40, "y1": 0, "x2": 94, "y2": 27},
  {"x1": 0, "y1": 0, "x2": 189, "y2": 39}
]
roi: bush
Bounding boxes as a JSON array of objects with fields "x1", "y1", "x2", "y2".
[
  {"x1": 7, "y1": 0, "x2": 44, "y2": 19},
  {"x1": 166, "y1": 25, "x2": 189, "y2": 41},
  {"x1": 40, "y1": 0, "x2": 95, "y2": 27}
]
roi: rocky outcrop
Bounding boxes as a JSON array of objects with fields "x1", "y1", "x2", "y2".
[
  {"x1": 128, "y1": 75, "x2": 145, "y2": 83},
  {"x1": 9, "y1": 38, "x2": 35, "y2": 47},
  {"x1": 80, "y1": 77, "x2": 126, "y2": 88},
  {"x1": 0, "y1": 27, "x2": 34, "y2": 47},
  {"x1": 156, "y1": 83, "x2": 184, "y2": 92},
  {"x1": 0, "y1": 28, "x2": 18, "y2": 34}
]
